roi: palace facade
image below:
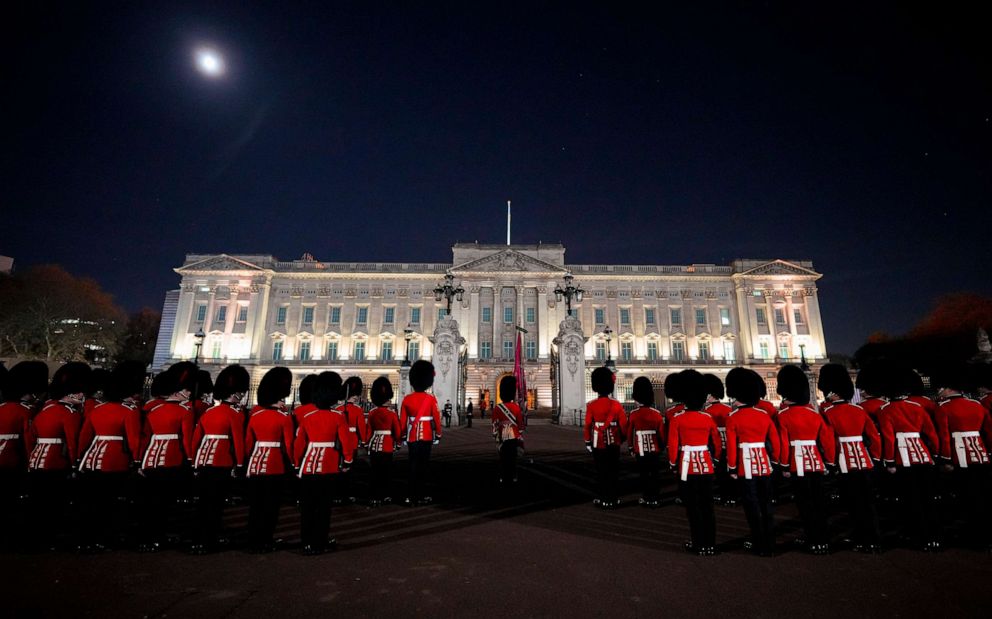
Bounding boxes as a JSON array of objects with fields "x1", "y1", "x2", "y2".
[{"x1": 152, "y1": 243, "x2": 827, "y2": 408}]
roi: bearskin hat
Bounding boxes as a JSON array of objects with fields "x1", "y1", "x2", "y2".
[
  {"x1": 971, "y1": 363, "x2": 992, "y2": 391},
  {"x1": 3, "y1": 361, "x2": 49, "y2": 402},
  {"x1": 257, "y1": 366, "x2": 293, "y2": 407},
  {"x1": 161, "y1": 361, "x2": 199, "y2": 395},
  {"x1": 631, "y1": 376, "x2": 654, "y2": 407},
  {"x1": 297, "y1": 374, "x2": 317, "y2": 406},
  {"x1": 499, "y1": 375, "x2": 517, "y2": 403},
  {"x1": 49, "y1": 362, "x2": 92, "y2": 400},
  {"x1": 817, "y1": 363, "x2": 854, "y2": 401},
  {"x1": 930, "y1": 363, "x2": 971, "y2": 393},
  {"x1": 855, "y1": 360, "x2": 885, "y2": 398},
  {"x1": 342, "y1": 376, "x2": 364, "y2": 401},
  {"x1": 370, "y1": 376, "x2": 393, "y2": 407},
  {"x1": 679, "y1": 370, "x2": 707, "y2": 411},
  {"x1": 664, "y1": 371, "x2": 684, "y2": 404},
  {"x1": 313, "y1": 371, "x2": 343, "y2": 410},
  {"x1": 591, "y1": 366, "x2": 615, "y2": 397},
  {"x1": 213, "y1": 364, "x2": 250, "y2": 402},
  {"x1": 149, "y1": 371, "x2": 170, "y2": 399},
  {"x1": 105, "y1": 361, "x2": 147, "y2": 402},
  {"x1": 879, "y1": 360, "x2": 912, "y2": 400},
  {"x1": 702, "y1": 374, "x2": 725, "y2": 401},
  {"x1": 409, "y1": 360, "x2": 434, "y2": 392},
  {"x1": 904, "y1": 367, "x2": 928, "y2": 397},
  {"x1": 86, "y1": 367, "x2": 111, "y2": 398},
  {"x1": 726, "y1": 367, "x2": 762, "y2": 406},
  {"x1": 776, "y1": 364, "x2": 810, "y2": 405}
]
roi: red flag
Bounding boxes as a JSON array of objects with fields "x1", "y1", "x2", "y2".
[{"x1": 513, "y1": 331, "x2": 527, "y2": 410}]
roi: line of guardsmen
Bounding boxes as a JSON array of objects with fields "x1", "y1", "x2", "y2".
[
  {"x1": 583, "y1": 361, "x2": 992, "y2": 556},
  {"x1": 0, "y1": 358, "x2": 447, "y2": 555}
]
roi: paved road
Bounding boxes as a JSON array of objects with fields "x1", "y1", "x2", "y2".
[{"x1": 4, "y1": 421, "x2": 990, "y2": 618}]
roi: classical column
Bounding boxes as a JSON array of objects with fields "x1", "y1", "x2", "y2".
[
  {"x1": 467, "y1": 286, "x2": 480, "y2": 358},
  {"x1": 537, "y1": 285, "x2": 549, "y2": 358},
  {"x1": 170, "y1": 283, "x2": 196, "y2": 363},
  {"x1": 805, "y1": 286, "x2": 827, "y2": 358},
  {"x1": 553, "y1": 314, "x2": 588, "y2": 425},
  {"x1": 248, "y1": 279, "x2": 271, "y2": 361},
  {"x1": 733, "y1": 284, "x2": 755, "y2": 361}
]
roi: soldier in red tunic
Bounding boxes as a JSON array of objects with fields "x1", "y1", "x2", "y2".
[
  {"x1": 492, "y1": 375, "x2": 525, "y2": 487},
  {"x1": 662, "y1": 371, "x2": 686, "y2": 442},
  {"x1": 82, "y1": 367, "x2": 109, "y2": 422},
  {"x1": 667, "y1": 370, "x2": 721, "y2": 555},
  {"x1": 703, "y1": 374, "x2": 734, "y2": 505},
  {"x1": 293, "y1": 374, "x2": 318, "y2": 428},
  {"x1": 855, "y1": 361, "x2": 887, "y2": 427},
  {"x1": 367, "y1": 376, "x2": 402, "y2": 506},
  {"x1": 399, "y1": 360, "x2": 442, "y2": 505},
  {"x1": 191, "y1": 369, "x2": 214, "y2": 423},
  {"x1": 584, "y1": 366, "x2": 626, "y2": 508},
  {"x1": 294, "y1": 371, "x2": 357, "y2": 554},
  {"x1": 932, "y1": 365, "x2": 992, "y2": 550},
  {"x1": 189, "y1": 364, "x2": 249, "y2": 554},
  {"x1": 26, "y1": 362, "x2": 89, "y2": 549},
  {"x1": 245, "y1": 366, "x2": 295, "y2": 552},
  {"x1": 725, "y1": 368, "x2": 780, "y2": 556},
  {"x1": 142, "y1": 372, "x2": 169, "y2": 422},
  {"x1": 137, "y1": 361, "x2": 196, "y2": 552},
  {"x1": 338, "y1": 376, "x2": 369, "y2": 504},
  {"x1": 818, "y1": 363, "x2": 882, "y2": 553},
  {"x1": 625, "y1": 377, "x2": 664, "y2": 507},
  {"x1": 0, "y1": 361, "x2": 48, "y2": 549},
  {"x1": 878, "y1": 361, "x2": 941, "y2": 550},
  {"x1": 776, "y1": 364, "x2": 835, "y2": 555}
]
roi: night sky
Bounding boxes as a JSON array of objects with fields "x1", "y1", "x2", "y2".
[{"x1": 4, "y1": 1, "x2": 990, "y2": 355}]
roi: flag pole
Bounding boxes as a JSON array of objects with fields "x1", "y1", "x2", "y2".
[{"x1": 506, "y1": 200, "x2": 511, "y2": 246}]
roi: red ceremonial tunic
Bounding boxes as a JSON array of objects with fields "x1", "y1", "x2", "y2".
[
  {"x1": 777, "y1": 404, "x2": 836, "y2": 475},
  {"x1": 725, "y1": 405, "x2": 780, "y2": 479},
  {"x1": 293, "y1": 408, "x2": 356, "y2": 475},
  {"x1": 399, "y1": 392, "x2": 442, "y2": 443},
  {"x1": 27, "y1": 401, "x2": 82, "y2": 471},
  {"x1": 663, "y1": 403, "x2": 685, "y2": 441},
  {"x1": 908, "y1": 395, "x2": 938, "y2": 424},
  {"x1": 492, "y1": 401, "x2": 525, "y2": 442},
  {"x1": 140, "y1": 400, "x2": 194, "y2": 469},
  {"x1": 342, "y1": 402, "x2": 370, "y2": 444},
  {"x1": 626, "y1": 406, "x2": 664, "y2": 456},
  {"x1": 756, "y1": 400, "x2": 778, "y2": 417},
  {"x1": 583, "y1": 397, "x2": 627, "y2": 448},
  {"x1": 142, "y1": 398, "x2": 165, "y2": 419},
  {"x1": 245, "y1": 406, "x2": 294, "y2": 476},
  {"x1": 78, "y1": 402, "x2": 142, "y2": 472},
  {"x1": 192, "y1": 402, "x2": 246, "y2": 469},
  {"x1": 821, "y1": 400, "x2": 881, "y2": 472},
  {"x1": 859, "y1": 396, "x2": 887, "y2": 427},
  {"x1": 935, "y1": 395, "x2": 992, "y2": 468},
  {"x1": 0, "y1": 401, "x2": 33, "y2": 470},
  {"x1": 667, "y1": 409, "x2": 722, "y2": 480},
  {"x1": 878, "y1": 398, "x2": 938, "y2": 467},
  {"x1": 704, "y1": 401, "x2": 732, "y2": 451},
  {"x1": 83, "y1": 398, "x2": 102, "y2": 421},
  {"x1": 293, "y1": 403, "x2": 317, "y2": 428},
  {"x1": 980, "y1": 393, "x2": 992, "y2": 413},
  {"x1": 367, "y1": 406, "x2": 403, "y2": 453}
]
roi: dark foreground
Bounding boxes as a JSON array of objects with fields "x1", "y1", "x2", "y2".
[{"x1": 3, "y1": 421, "x2": 990, "y2": 618}]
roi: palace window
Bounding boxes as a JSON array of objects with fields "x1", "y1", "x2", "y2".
[
  {"x1": 720, "y1": 308, "x2": 731, "y2": 326},
  {"x1": 794, "y1": 308, "x2": 804, "y2": 324},
  {"x1": 595, "y1": 308, "x2": 605, "y2": 325},
  {"x1": 755, "y1": 308, "x2": 767, "y2": 325},
  {"x1": 329, "y1": 306, "x2": 341, "y2": 325},
  {"x1": 503, "y1": 307, "x2": 513, "y2": 324},
  {"x1": 672, "y1": 341, "x2": 685, "y2": 362},
  {"x1": 759, "y1": 341, "x2": 770, "y2": 359},
  {"x1": 647, "y1": 341, "x2": 659, "y2": 360},
  {"x1": 526, "y1": 307, "x2": 535, "y2": 323},
  {"x1": 779, "y1": 342, "x2": 790, "y2": 360},
  {"x1": 211, "y1": 340, "x2": 222, "y2": 359},
  {"x1": 381, "y1": 340, "x2": 393, "y2": 361},
  {"x1": 383, "y1": 307, "x2": 395, "y2": 325},
  {"x1": 354, "y1": 341, "x2": 366, "y2": 361},
  {"x1": 410, "y1": 307, "x2": 421, "y2": 325},
  {"x1": 356, "y1": 307, "x2": 369, "y2": 326},
  {"x1": 503, "y1": 340, "x2": 514, "y2": 358},
  {"x1": 237, "y1": 305, "x2": 248, "y2": 322},
  {"x1": 196, "y1": 304, "x2": 207, "y2": 322},
  {"x1": 670, "y1": 308, "x2": 682, "y2": 326},
  {"x1": 774, "y1": 308, "x2": 786, "y2": 325},
  {"x1": 480, "y1": 342, "x2": 492, "y2": 359},
  {"x1": 595, "y1": 342, "x2": 606, "y2": 361},
  {"x1": 326, "y1": 341, "x2": 338, "y2": 361},
  {"x1": 272, "y1": 341, "x2": 283, "y2": 361},
  {"x1": 620, "y1": 308, "x2": 631, "y2": 327},
  {"x1": 723, "y1": 341, "x2": 736, "y2": 361},
  {"x1": 276, "y1": 306, "x2": 287, "y2": 325},
  {"x1": 645, "y1": 308, "x2": 655, "y2": 326},
  {"x1": 525, "y1": 340, "x2": 537, "y2": 360},
  {"x1": 698, "y1": 341, "x2": 710, "y2": 361},
  {"x1": 407, "y1": 341, "x2": 419, "y2": 361},
  {"x1": 215, "y1": 306, "x2": 227, "y2": 324},
  {"x1": 302, "y1": 306, "x2": 314, "y2": 326},
  {"x1": 299, "y1": 341, "x2": 311, "y2": 361},
  {"x1": 620, "y1": 341, "x2": 632, "y2": 361},
  {"x1": 695, "y1": 308, "x2": 707, "y2": 327},
  {"x1": 482, "y1": 307, "x2": 492, "y2": 323}
]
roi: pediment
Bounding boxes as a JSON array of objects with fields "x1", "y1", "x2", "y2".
[
  {"x1": 451, "y1": 249, "x2": 568, "y2": 274},
  {"x1": 177, "y1": 254, "x2": 266, "y2": 273},
  {"x1": 739, "y1": 260, "x2": 819, "y2": 277}
]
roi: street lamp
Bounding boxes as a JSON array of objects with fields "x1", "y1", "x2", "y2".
[
  {"x1": 799, "y1": 343, "x2": 809, "y2": 371},
  {"x1": 554, "y1": 274, "x2": 585, "y2": 314},
  {"x1": 433, "y1": 273, "x2": 465, "y2": 315},
  {"x1": 603, "y1": 325, "x2": 615, "y2": 370},
  {"x1": 402, "y1": 325, "x2": 415, "y2": 367},
  {"x1": 193, "y1": 328, "x2": 206, "y2": 366}
]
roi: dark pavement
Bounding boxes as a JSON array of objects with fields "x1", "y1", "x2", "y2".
[{"x1": 4, "y1": 421, "x2": 990, "y2": 618}]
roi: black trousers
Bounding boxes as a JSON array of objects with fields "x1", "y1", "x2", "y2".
[
  {"x1": 838, "y1": 470, "x2": 880, "y2": 546},
  {"x1": 465, "y1": 414, "x2": 473, "y2": 428},
  {"x1": 369, "y1": 452, "x2": 393, "y2": 500},
  {"x1": 952, "y1": 465, "x2": 990, "y2": 546},
  {"x1": 407, "y1": 441, "x2": 432, "y2": 501},
  {"x1": 635, "y1": 453, "x2": 660, "y2": 502},
  {"x1": 139, "y1": 467, "x2": 185, "y2": 544},
  {"x1": 28, "y1": 469, "x2": 73, "y2": 548},
  {"x1": 894, "y1": 465, "x2": 938, "y2": 544},
  {"x1": 679, "y1": 475, "x2": 716, "y2": 548},
  {"x1": 0, "y1": 470, "x2": 24, "y2": 548},
  {"x1": 739, "y1": 475, "x2": 775, "y2": 552},
  {"x1": 248, "y1": 475, "x2": 284, "y2": 546},
  {"x1": 80, "y1": 471, "x2": 129, "y2": 547},
  {"x1": 300, "y1": 474, "x2": 335, "y2": 548},
  {"x1": 499, "y1": 439, "x2": 520, "y2": 484},
  {"x1": 592, "y1": 446, "x2": 620, "y2": 502},
  {"x1": 194, "y1": 467, "x2": 231, "y2": 545},
  {"x1": 792, "y1": 472, "x2": 829, "y2": 546}
]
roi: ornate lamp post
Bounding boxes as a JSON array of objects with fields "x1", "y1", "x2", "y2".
[
  {"x1": 193, "y1": 328, "x2": 206, "y2": 366},
  {"x1": 433, "y1": 273, "x2": 465, "y2": 315},
  {"x1": 603, "y1": 325, "x2": 615, "y2": 370},
  {"x1": 402, "y1": 325, "x2": 415, "y2": 367},
  {"x1": 799, "y1": 343, "x2": 809, "y2": 371},
  {"x1": 554, "y1": 274, "x2": 585, "y2": 313}
]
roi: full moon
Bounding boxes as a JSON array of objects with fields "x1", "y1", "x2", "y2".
[{"x1": 194, "y1": 48, "x2": 225, "y2": 77}]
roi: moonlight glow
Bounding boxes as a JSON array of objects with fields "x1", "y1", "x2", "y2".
[{"x1": 194, "y1": 48, "x2": 225, "y2": 77}]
